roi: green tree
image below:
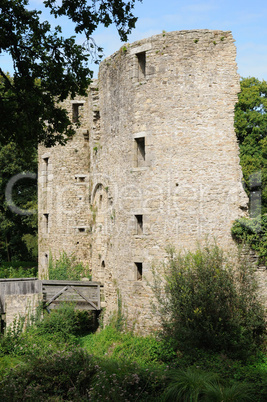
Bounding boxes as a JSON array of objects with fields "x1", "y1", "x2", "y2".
[
  {"x1": 0, "y1": 141, "x2": 37, "y2": 262},
  {"x1": 0, "y1": 0, "x2": 141, "y2": 148},
  {"x1": 234, "y1": 77, "x2": 267, "y2": 212}
]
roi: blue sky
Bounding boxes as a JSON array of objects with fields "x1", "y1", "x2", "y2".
[{"x1": 2, "y1": 0, "x2": 267, "y2": 80}]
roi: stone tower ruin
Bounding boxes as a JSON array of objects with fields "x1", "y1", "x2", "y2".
[{"x1": 38, "y1": 30, "x2": 248, "y2": 331}]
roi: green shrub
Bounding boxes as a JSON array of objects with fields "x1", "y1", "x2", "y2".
[
  {"x1": 232, "y1": 215, "x2": 267, "y2": 263},
  {"x1": 48, "y1": 251, "x2": 91, "y2": 280},
  {"x1": 0, "y1": 348, "x2": 96, "y2": 401},
  {"x1": 0, "y1": 261, "x2": 37, "y2": 278},
  {"x1": 152, "y1": 243, "x2": 266, "y2": 357}
]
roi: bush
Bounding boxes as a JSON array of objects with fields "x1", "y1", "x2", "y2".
[
  {"x1": 232, "y1": 215, "x2": 267, "y2": 263},
  {"x1": 0, "y1": 348, "x2": 96, "y2": 401},
  {"x1": 0, "y1": 261, "x2": 37, "y2": 278},
  {"x1": 152, "y1": 243, "x2": 266, "y2": 357},
  {"x1": 48, "y1": 251, "x2": 91, "y2": 280}
]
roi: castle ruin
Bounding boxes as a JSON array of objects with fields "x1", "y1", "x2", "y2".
[{"x1": 38, "y1": 30, "x2": 249, "y2": 331}]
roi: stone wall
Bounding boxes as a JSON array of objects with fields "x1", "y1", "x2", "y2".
[
  {"x1": 4, "y1": 293, "x2": 42, "y2": 329},
  {"x1": 38, "y1": 30, "x2": 252, "y2": 332}
]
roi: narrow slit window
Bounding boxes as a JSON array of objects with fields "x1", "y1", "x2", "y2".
[
  {"x1": 43, "y1": 214, "x2": 49, "y2": 233},
  {"x1": 72, "y1": 103, "x2": 83, "y2": 123},
  {"x1": 135, "y1": 262, "x2": 143, "y2": 281},
  {"x1": 137, "y1": 52, "x2": 146, "y2": 80},
  {"x1": 43, "y1": 157, "x2": 49, "y2": 171},
  {"x1": 135, "y1": 137, "x2": 145, "y2": 166},
  {"x1": 135, "y1": 215, "x2": 143, "y2": 235},
  {"x1": 44, "y1": 253, "x2": 49, "y2": 268},
  {"x1": 43, "y1": 157, "x2": 49, "y2": 184},
  {"x1": 83, "y1": 130, "x2": 89, "y2": 142}
]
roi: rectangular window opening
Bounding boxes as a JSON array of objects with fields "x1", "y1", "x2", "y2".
[
  {"x1": 135, "y1": 215, "x2": 143, "y2": 235},
  {"x1": 75, "y1": 175, "x2": 86, "y2": 183},
  {"x1": 135, "y1": 262, "x2": 143, "y2": 281},
  {"x1": 137, "y1": 52, "x2": 146, "y2": 80},
  {"x1": 135, "y1": 137, "x2": 145, "y2": 167},
  {"x1": 72, "y1": 103, "x2": 83, "y2": 123},
  {"x1": 43, "y1": 214, "x2": 49, "y2": 233},
  {"x1": 78, "y1": 227, "x2": 85, "y2": 233}
]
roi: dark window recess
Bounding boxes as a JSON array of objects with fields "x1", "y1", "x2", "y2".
[
  {"x1": 135, "y1": 215, "x2": 143, "y2": 235},
  {"x1": 43, "y1": 157, "x2": 49, "y2": 170},
  {"x1": 83, "y1": 130, "x2": 89, "y2": 142},
  {"x1": 135, "y1": 137, "x2": 145, "y2": 166},
  {"x1": 101, "y1": 260, "x2": 105, "y2": 268},
  {"x1": 72, "y1": 103, "x2": 83, "y2": 123},
  {"x1": 78, "y1": 228, "x2": 85, "y2": 233},
  {"x1": 135, "y1": 262, "x2": 143, "y2": 281},
  {"x1": 44, "y1": 214, "x2": 49, "y2": 233},
  {"x1": 137, "y1": 52, "x2": 146, "y2": 79},
  {"x1": 75, "y1": 176, "x2": 86, "y2": 183},
  {"x1": 93, "y1": 110, "x2": 100, "y2": 122},
  {"x1": 43, "y1": 158, "x2": 49, "y2": 184}
]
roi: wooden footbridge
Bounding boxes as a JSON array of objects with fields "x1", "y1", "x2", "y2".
[
  {"x1": 42, "y1": 280, "x2": 102, "y2": 311},
  {"x1": 0, "y1": 278, "x2": 103, "y2": 331}
]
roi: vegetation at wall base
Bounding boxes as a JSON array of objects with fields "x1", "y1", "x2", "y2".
[
  {"x1": 0, "y1": 300, "x2": 266, "y2": 401},
  {"x1": 48, "y1": 251, "x2": 91, "y2": 280},
  {"x1": 152, "y1": 243, "x2": 266, "y2": 359},
  {"x1": 232, "y1": 215, "x2": 267, "y2": 263}
]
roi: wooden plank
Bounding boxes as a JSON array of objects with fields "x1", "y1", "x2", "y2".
[
  {"x1": 97, "y1": 284, "x2": 100, "y2": 310},
  {"x1": 41, "y1": 280, "x2": 101, "y2": 286},
  {"x1": 70, "y1": 286, "x2": 98, "y2": 310},
  {"x1": 45, "y1": 286, "x2": 69, "y2": 307}
]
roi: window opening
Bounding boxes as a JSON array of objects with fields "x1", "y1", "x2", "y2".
[
  {"x1": 135, "y1": 215, "x2": 143, "y2": 235},
  {"x1": 78, "y1": 228, "x2": 85, "y2": 233},
  {"x1": 135, "y1": 262, "x2": 143, "y2": 281},
  {"x1": 44, "y1": 253, "x2": 49, "y2": 268},
  {"x1": 75, "y1": 175, "x2": 86, "y2": 183},
  {"x1": 72, "y1": 103, "x2": 83, "y2": 123},
  {"x1": 43, "y1": 214, "x2": 49, "y2": 233},
  {"x1": 135, "y1": 137, "x2": 145, "y2": 166},
  {"x1": 83, "y1": 130, "x2": 89, "y2": 142},
  {"x1": 101, "y1": 261, "x2": 105, "y2": 268},
  {"x1": 43, "y1": 157, "x2": 49, "y2": 170},
  {"x1": 43, "y1": 157, "x2": 49, "y2": 184},
  {"x1": 137, "y1": 52, "x2": 146, "y2": 80}
]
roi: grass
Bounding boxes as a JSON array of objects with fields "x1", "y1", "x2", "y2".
[{"x1": 0, "y1": 307, "x2": 266, "y2": 400}]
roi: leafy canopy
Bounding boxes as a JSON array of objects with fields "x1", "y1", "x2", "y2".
[
  {"x1": 234, "y1": 77, "x2": 267, "y2": 212},
  {"x1": 0, "y1": 0, "x2": 141, "y2": 148}
]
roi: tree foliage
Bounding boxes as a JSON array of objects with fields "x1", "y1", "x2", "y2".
[
  {"x1": 235, "y1": 77, "x2": 267, "y2": 212},
  {"x1": 0, "y1": 0, "x2": 140, "y2": 148},
  {"x1": 0, "y1": 141, "x2": 37, "y2": 262}
]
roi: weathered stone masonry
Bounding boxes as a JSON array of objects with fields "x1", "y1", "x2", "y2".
[{"x1": 38, "y1": 30, "x2": 250, "y2": 331}]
